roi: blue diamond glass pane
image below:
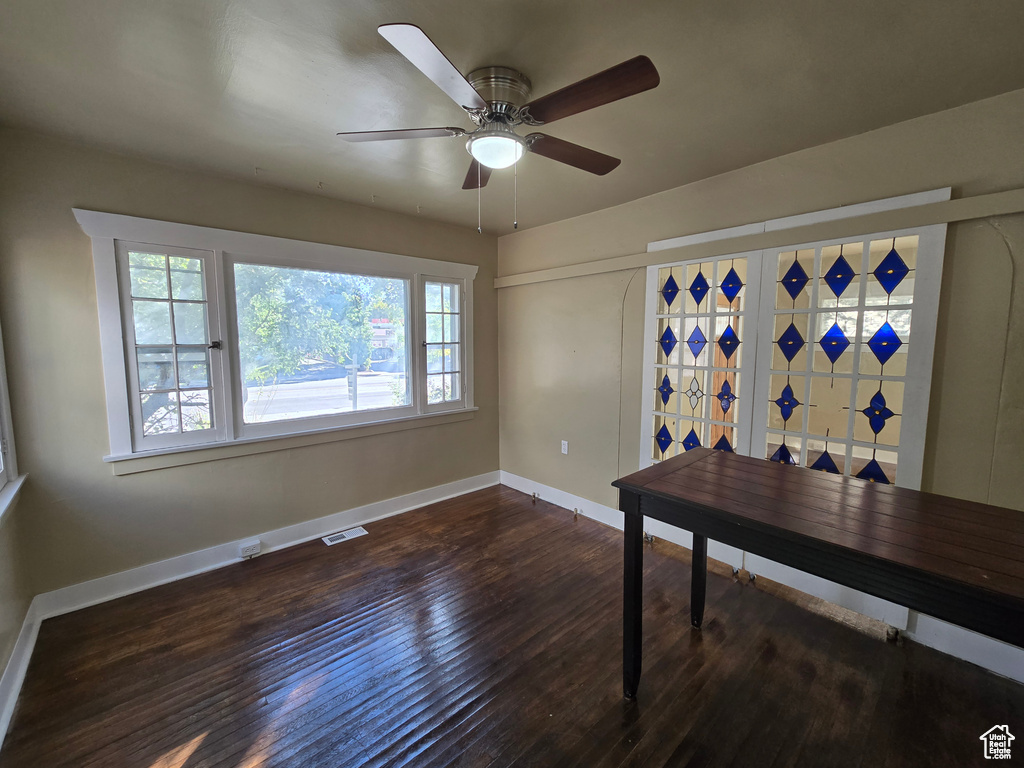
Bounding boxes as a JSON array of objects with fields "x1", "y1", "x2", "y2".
[
  {"x1": 818, "y1": 322, "x2": 851, "y2": 365},
  {"x1": 810, "y1": 450, "x2": 840, "y2": 474},
  {"x1": 867, "y1": 321, "x2": 903, "y2": 366},
  {"x1": 658, "y1": 375, "x2": 674, "y2": 406},
  {"x1": 682, "y1": 428, "x2": 701, "y2": 452},
  {"x1": 661, "y1": 274, "x2": 679, "y2": 307},
  {"x1": 862, "y1": 389, "x2": 895, "y2": 434},
  {"x1": 781, "y1": 259, "x2": 809, "y2": 301},
  {"x1": 659, "y1": 326, "x2": 678, "y2": 357},
  {"x1": 873, "y1": 248, "x2": 910, "y2": 295},
  {"x1": 717, "y1": 325, "x2": 740, "y2": 361},
  {"x1": 770, "y1": 443, "x2": 797, "y2": 465},
  {"x1": 716, "y1": 379, "x2": 736, "y2": 414},
  {"x1": 713, "y1": 435, "x2": 734, "y2": 453},
  {"x1": 688, "y1": 271, "x2": 710, "y2": 307},
  {"x1": 720, "y1": 267, "x2": 743, "y2": 304},
  {"x1": 776, "y1": 323, "x2": 805, "y2": 363},
  {"x1": 686, "y1": 325, "x2": 707, "y2": 360},
  {"x1": 823, "y1": 255, "x2": 856, "y2": 298},
  {"x1": 655, "y1": 424, "x2": 672, "y2": 454},
  {"x1": 856, "y1": 458, "x2": 891, "y2": 484},
  {"x1": 774, "y1": 383, "x2": 801, "y2": 422}
]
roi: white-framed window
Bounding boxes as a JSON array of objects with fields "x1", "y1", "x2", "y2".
[
  {"x1": 77, "y1": 210, "x2": 478, "y2": 462},
  {"x1": 641, "y1": 193, "x2": 948, "y2": 491},
  {"x1": 0, "y1": 309, "x2": 19, "y2": 495},
  {"x1": 423, "y1": 278, "x2": 467, "y2": 411}
]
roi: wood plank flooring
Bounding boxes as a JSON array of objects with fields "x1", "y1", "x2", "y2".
[{"x1": 2, "y1": 484, "x2": 1022, "y2": 767}]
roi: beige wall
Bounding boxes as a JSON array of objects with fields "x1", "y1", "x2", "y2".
[
  {"x1": 0, "y1": 128, "x2": 499, "y2": 594},
  {"x1": 498, "y1": 89, "x2": 1024, "y2": 511},
  {"x1": 0, "y1": 501, "x2": 31, "y2": 677}
]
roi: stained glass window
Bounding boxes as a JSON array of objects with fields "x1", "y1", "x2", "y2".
[
  {"x1": 763, "y1": 236, "x2": 919, "y2": 483},
  {"x1": 646, "y1": 224, "x2": 942, "y2": 492},
  {"x1": 650, "y1": 258, "x2": 748, "y2": 460}
]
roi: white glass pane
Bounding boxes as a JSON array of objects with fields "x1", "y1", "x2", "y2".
[
  {"x1": 170, "y1": 258, "x2": 204, "y2": 300},
  {"x1": 176, "y1": 348, "x2": 209, "y2": 388},
  {"x1": 129, "y1": 252, "x2": 168, "y2": 299},
  {"x1": 133, "y1": 300, "x2": 172, "y2": 344},
  {"x1": 425, "y1": 283, "x2": 442, "y2": 312},
  {"x1": 137, "y1": 347, "x2": 175, "y2": 390},
  {"x1": 173, "y1": 302, "x2": 207, "y2": 345},
  {"x1": 444, "y1": 314, "x2": 459, "y2": 343},
  {"x1": 234, "y1": 262, "x2": 408, "y2": 423},
  {"x1": 180, "y1": 389, "x2": 212, "y2": 432},
  {"x1": 443, "y1": 344, "x2": 458, "y2": 373},
  {"x1": 443, "y1": 284, "x2": 459, "y2": 313},
  {"x1": 427, "y1": 374, "x2": 444, "y2": 404},
  {"x1": 427, "y1": 314, "x2": 443, "y2": 343},
  {"x1": 426, "y1": 344, "x2": 443, "y2": 374},
  {"x1": 445, "y1": 373, "x2": 460, "y2": 401},
  {"x1": 141, "y1": 391, "x2": 179, "y2": 435}
]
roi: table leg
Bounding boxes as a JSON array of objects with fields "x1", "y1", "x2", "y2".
[
  {"x1": 622, "y1": 492, "x2": 643, "y2": 700},
  {"x1": 691, "y1": 533, "x2": 707, "y2": 628}
]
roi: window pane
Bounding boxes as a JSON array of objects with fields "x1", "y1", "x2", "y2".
[
  {"x1": 427, "y1": 314, "x2": 443, "y2": 343},
  {"x1": 170, "y1": 258, "x2": 204, "y2": 300},
  {"x1": 443, "y1": 343, "x2": 458, "y2": 372},
  {"x1": 444, "y1": 314, "x2": 459, "y2": 343},
  {"x1": 443, "y1": 283, "x2": 459, "y2": 313},
  {"x1": 138, "y1": 347, "x2": 175, "y2": 390},
  {"x1": 445, "y1": 373, "x2": 460, "y2": 401},
  {"x1": 141, "y1": 391, "x2": 179, "y2": 435},
  {"x1": 173, "y1": 302, "x2": 207, "y2": 345},
  {"x1": 425, "y1": 283, "x2": 442, "y2": 312},
  {"x1": 133, "y1": 300, "x2": 172, "y2": 344},
  {"x1": 176, "y1": 348, "x2": 209, "y2": 388},
  {"x1": 129, "y1": 252, "x2": 168, "y2": 299},
  {"x1": 426, "y1": 344, "x2": 443, "y2": 374},
  {"x1": 427, "y1": 374, "x2": 444, "y2": 404},
  {"x1": 234, "y1": 263, "x2": 409, "y2": 423},
  {"x1": 180, "y1": 389, "x2": 212, "y2": 432}
]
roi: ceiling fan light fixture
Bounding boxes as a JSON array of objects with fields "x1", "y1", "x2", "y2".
[{"x1": 467, "y1": 132, "x2": 526, "y2": 170}]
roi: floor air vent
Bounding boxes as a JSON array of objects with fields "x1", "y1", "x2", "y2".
[{"x1": 322, "y1": 527, "x2": 369, "y2": 546}]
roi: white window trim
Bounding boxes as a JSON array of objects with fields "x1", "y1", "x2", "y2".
[
  {"x1": 0, "y1": 308, "x2": 24, "y2": 523},
  {"x1": 76, "y1": 209, "x2": 478, "y2": 465}
]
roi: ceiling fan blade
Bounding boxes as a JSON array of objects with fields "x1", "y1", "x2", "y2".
[
  {"x1": 337, "y1": 127, "x2": 466, "y2": 142},
  {"x1": 526, "y1": 133, "x2": 621, "y2": 175},
  {"x1": 462, "y1": 159, "x2": 492, "y2": 189},
  {"x1": 521, "y1": 56, "x2": 660, "y2": 124},
  {"x1": 378, "y1": 24, "x2": 488, "y2": 111}
]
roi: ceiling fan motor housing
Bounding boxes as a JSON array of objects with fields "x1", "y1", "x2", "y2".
[{"x1": 467, "y1": 66, "x2": 532, "y2": 115}]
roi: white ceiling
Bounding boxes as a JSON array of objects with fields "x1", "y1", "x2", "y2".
[{"x1": 2, "y1": 0, "x2": 1023, "y2": 235}]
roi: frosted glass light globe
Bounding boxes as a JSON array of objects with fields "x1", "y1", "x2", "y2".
[{"x1": 468, "y1": 135, "x2": 525, "y2": 170}]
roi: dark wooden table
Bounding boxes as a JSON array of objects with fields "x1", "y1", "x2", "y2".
[{"x1": 612, "y1": 448, "x2": 1024, "y2": 699}]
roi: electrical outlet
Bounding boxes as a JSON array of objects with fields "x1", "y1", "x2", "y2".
[
  {"x1": 561, "y1": 440, "x2": 568, "y2": 455},
  {"x1": 239, "y1": 539, "x2": 261, "y2": 558}
]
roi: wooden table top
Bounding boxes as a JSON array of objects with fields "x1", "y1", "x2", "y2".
[{"x1": 613, "y1": 448, "x2": 1024, "y2": 602}]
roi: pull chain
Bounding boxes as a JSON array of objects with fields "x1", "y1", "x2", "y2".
[
  {"x1": 477, "y1": 163, "x2": 482, "y2": 234},
  {"x1": 513, "y1": 162, "x2": 518, "y2": 230}
]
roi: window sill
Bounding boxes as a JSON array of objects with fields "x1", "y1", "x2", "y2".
[
  {"x1": 0, "y1": 474, "x2": 28, "y2": 530},
  {"x1": 104, "y1": 408, "x2": 478, "y2": 476}
]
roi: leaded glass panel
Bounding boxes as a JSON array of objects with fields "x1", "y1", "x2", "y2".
[
  {"x1": 761, "y1": 234, "x2": 922, "y2": 483},
  {"x1": 648, "y1": 254, "x2": 750, "y2": 462}
]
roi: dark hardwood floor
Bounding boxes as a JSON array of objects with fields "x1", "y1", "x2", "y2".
[{"x1": 2, "y1": 484, "x2": 1021, "y2": 767}]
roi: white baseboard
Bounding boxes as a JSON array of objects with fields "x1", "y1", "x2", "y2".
[
  {"x1": 0, "y1": 470, "x2": 500, "y2": 744},
  {"x1": 904, "y1": 613, "x2": 1024, "y2": 683},
  {"x1": 0, "y1": 601, "x2": 40, "y2": 745},
  {"x1": 497, "y1": 471, "x2": 744, "y2": 568},
  {"x1": 498, "y1": 471, "x2": 1024, "y2": 684}
]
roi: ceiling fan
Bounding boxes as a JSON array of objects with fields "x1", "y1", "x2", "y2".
[{"x1": 338, "y1": 24, "x2": 660, "y2": 190}]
